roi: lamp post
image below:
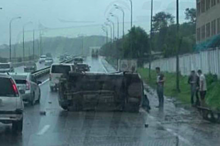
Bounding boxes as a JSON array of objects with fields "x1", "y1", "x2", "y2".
[
  {"x1": 176, "y1": 0, "x2": 180, "y2": 92},
  {"x1": 23, "y1": 21, "x2": 33, "y2": 61},
  {"x1": 9, "y1": 17, "x2": 21, "y2": 62},
  {"x1": 107, "y1": 18, "x2": 115, "y2": 41},
  {"x1": 149, "y1": 0, "x2": 154, "y2": 79},
  {"x1": 105, "y1": 22, "x2": 113, "y2": 42},
  {"x1": 33, "y1": 29, "x2": 35, "y2": 60},
  {"x1": 127, "y1": 0, "x2": 133, "y2": 29},
  {"x1": 114, "y1": 4, "x2": 125, "y2": 38},
  {"x1": 110, "y1": 13, "x2": 119, "y2": 39},
  {"x1": 102, "y1": 26, "x2": 108, "y2": 43}
]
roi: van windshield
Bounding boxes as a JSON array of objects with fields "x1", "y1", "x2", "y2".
[{"x1": 51, "y1": 65, "x2": 71, "y2": 74}]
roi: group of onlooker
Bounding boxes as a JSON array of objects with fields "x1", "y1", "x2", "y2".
[{"x1": 154, "y1": 67, "x2": 207, "y2": 109}]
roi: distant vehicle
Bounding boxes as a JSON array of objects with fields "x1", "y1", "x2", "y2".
[
  {"x1": 46, "y1": 53, "x2": 52, "y2": 58},
  {"x1": 75, "y1": 63, "x2": 90, "y2": 72},
  {"x1": 0, "y1": 73, "x2": 24, "y2": 132},
  {"x1": 45, "y1": 58, "x2": 54, "y2": 66},
  {"x1": 39, "y1": 55, "x2": 47, "y2": 64},
  {"x1": 0, "y1": 62, "x2": 14, "y2": 73},
  {"x1": 74, "y1": 57, "x2": 83, "y2": 64},
  {"x1": 9, "y1": 73, "x2": 41, "y2": 105},
  {"x1": 58, "y1": 72, "x2": 144, "y2": 112},
  {"x1": 92, "y1": 50, "x2": 98, "y2": 58},
  {"x1": 50, "y1": 63, "x2": 75, "y2": 92},
  {"x1": 24, "y1": 62, "x2": 37, "y2": 73}
]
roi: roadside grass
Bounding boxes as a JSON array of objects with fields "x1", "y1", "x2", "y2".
[{"x1": 138, "y1": 68, "x2": 220, "y2": 110}]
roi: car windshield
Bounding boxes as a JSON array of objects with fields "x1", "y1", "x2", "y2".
[
  {"x1": 51, "y1": 65, "x2": 71, "y2": 74},
  {"x1": 0, "y1": 64, "x2": 10, "y2": 69},
  {"x1": 2, "y1": 0, "x2": 220, "y2": 146},
  {"x1": 0, "y1": 78, "x2": 16, "y2": 97}
]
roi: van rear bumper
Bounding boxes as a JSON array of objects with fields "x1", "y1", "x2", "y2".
[{"x1": 0, "y1": 112, "x2": 23, "y2": 123}]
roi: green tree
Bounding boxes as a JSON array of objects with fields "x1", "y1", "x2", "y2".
[
  {"x1": 123, "y1": 27, "x2": 149, "y2": 59},
  {"x1": 152, "y1": 12, "x2": 174, "y2": 31},
  {"x1": 185, "y1": 8, "x2": 196, "y2": 24}
]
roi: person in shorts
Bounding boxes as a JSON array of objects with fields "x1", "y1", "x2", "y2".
[{"x1": 197, "y1": 70, "x2": 207, "y2": 106}]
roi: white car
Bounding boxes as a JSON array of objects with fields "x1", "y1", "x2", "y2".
[
  {"x1": 0, "y1": 73, "x2": 24, "y2": 132},
  {"x1": 50, "y1": 63, "x2": 75, "y2": 91},
  {"x1": 39, "y1": 55, "x2": 47, "y2": 64},
  {"x1": 9, "y1": 73, "x2": 41, "y2": 105},
  {"x1": 45, "y1": 58, "x2": 54, "y2": 66},
  {"x1": 0, "y1": 62, "x2": 14, "y2": 73}
]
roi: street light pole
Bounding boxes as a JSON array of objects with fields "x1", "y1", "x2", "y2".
[
  {"x1": 107, "y1": 18, "x2": 115, "y2": 41},
  {"x1": 176, "y1": 0, "x2": 180, "y2": 92},
  {"x1": 102, "y1": 26, "x2": 108, "y2": 43},
  {"x1": 127, "y1": 0, "x2": 133, "y2": 29},
  {"x1": 23, "y1": 21, "x2": 32, "y2": 61},
  {"x1": 110, "y1": 13, "x2": 120, "y2": 39},
  {"x1": 149, "y1": 0, "x2": 154, "y2": 80},
  {"x1": 105, "y1": 23, "x2": 113, "y2": 42},
  {"x1": 9, "y1": 17, "x2": 21, "y2": 62},
  {"x1": 114, "y1": 4, "x2": 125, "y2": 38},
  {"x1": 33, "y1": 30, "x2": 35, "y2": 60}
]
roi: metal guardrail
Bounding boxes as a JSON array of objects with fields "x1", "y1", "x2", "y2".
[{"x1": 32, "y1": 58, "x2": 76, "y2": 78}]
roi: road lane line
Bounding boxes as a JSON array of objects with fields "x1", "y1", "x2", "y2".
[
  {"x1": 99, "y1": 58, "x2": 108, "y2": 73},
  {"x1": 37, "y1": 125, "x2": 50, "y2": 135},
  {"x1": 39, "y1": 79, "x2": 49, "y2": 86}
]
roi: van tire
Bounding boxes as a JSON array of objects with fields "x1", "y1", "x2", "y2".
[
  {"x1": 36, "y1": 93, "x2": 41, "y2": 104},
  {"x1": 30, "y1": 93, "x2": 35, "y2": 106},
  {"x1": 12, "y1": 118, "x2": 23, "y2": 133}
]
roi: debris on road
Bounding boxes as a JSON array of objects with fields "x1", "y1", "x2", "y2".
[
  {"x1": 145, "y1": 123, "x2": 149, "y2": 128},
  {"x1": 40, "y1": 111, "x2": 46, "y2": 115}
]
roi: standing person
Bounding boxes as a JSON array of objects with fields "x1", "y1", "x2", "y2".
[
  {"x1": 188, "y1": 70, "x2": 200, "y2": 106},
  {"x1": 197, "y1": 70, "x2": 207, "y2": 106},
  {"x1": 156, "y1": 67, "x2": 165, "y2": 108}
]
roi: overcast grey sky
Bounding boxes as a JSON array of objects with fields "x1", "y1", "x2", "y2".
[{"x1": 0, "y1": 0, "x2": 195, "y2": 45}]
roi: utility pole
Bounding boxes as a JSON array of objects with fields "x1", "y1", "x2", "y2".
[
  {"x1": 176, "y1": 0, "x2": 180, "y2": 92},
  {"x1": 115, "y1": 4, "x2": 125, "y2": 38},
  {"x1": 33, "y1": 30, "x2": 35, "y2": 60},
  {"x1": 149, "y1": 0, "x2": 154, "y2": 80},
  {"x1": 107, "y1": 18, "x2": 115, "y2": 41},
  {"x1": 128, "y1": 0, "x2": 133, "y2": 29},
  {"x1": 9, "y1": 17, "x2": 21, "y2": 62}
]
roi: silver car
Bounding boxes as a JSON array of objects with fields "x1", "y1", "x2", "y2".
[
  {"x1": 0, "y1": 73, "x2": 24, "y2": 132},
  {"x1": 9, "y1": 73, "x2": 41, "y2": 105},
  {"x1": 0, "y1": 62, "x2": 14, "y2": 73}
]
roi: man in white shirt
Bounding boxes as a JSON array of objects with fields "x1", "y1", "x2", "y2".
[{"x1": 197, "y1": 70, "x2": 207, "y2": 106}]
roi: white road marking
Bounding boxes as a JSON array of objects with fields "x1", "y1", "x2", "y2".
[
  {"x1": 39, "y1": 79, "x2": 49, "y2": 86},
  {"x1": 99, "y1": 58, "x2": 108, "y2": 73},
  {"x1": 37, "y1": 125, "x2": 50, "y2": 135}
]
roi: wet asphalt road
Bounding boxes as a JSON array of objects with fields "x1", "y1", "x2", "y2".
[{"x1": 1, "y1": 57, "x2": 220, "y2": 146}]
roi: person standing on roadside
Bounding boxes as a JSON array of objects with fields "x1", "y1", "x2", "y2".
[
  {"x1": 188, "y1": 70, "x2": 200, "y2": 106},
  {"x1": 156, "y1": 67, "x2": 165, "y2": 108},
  {"x1": 197, "y1": 70, "x2": 207, "y2": 106}
]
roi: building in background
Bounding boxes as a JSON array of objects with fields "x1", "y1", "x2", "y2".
[{"x1": 196, "y1": 0, "x2": 220, "y2": 50}]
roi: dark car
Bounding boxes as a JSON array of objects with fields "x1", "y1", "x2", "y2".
[
  {"x1": 75, "y1": 63, "x2": 90, "y2": 72},
  {"x1": 74, "y1": 57, "x2": 83, "y2": 64},
  {"x1": 24, "y1": 63, "x2": 37, "y2": 73}
]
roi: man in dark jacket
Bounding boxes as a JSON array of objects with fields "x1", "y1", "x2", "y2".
[{"x1": 188, "y1": 70, "x2": 200, "y2": 106}]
